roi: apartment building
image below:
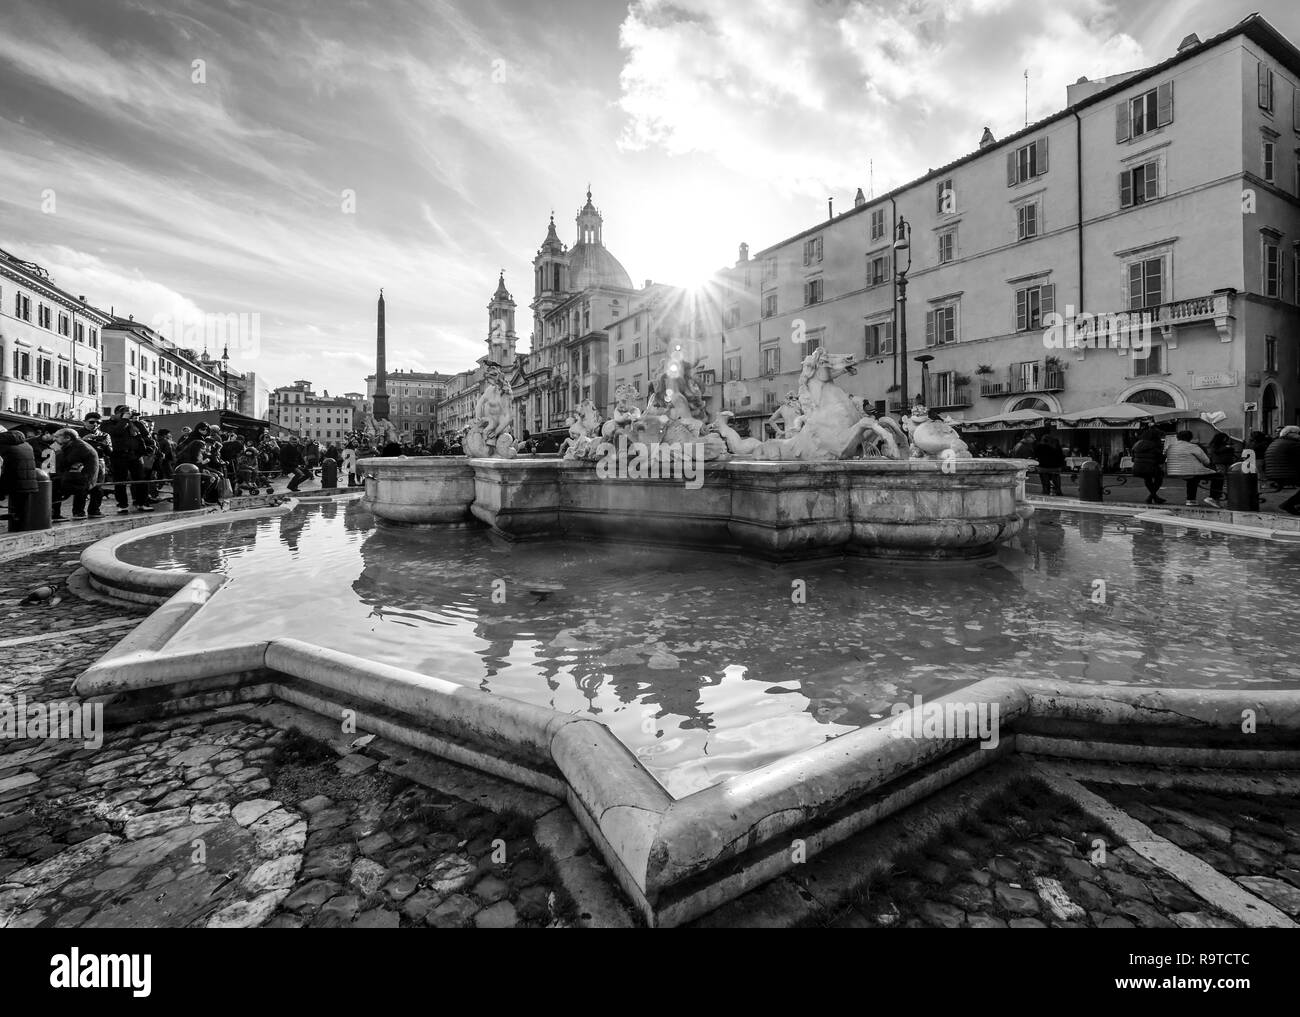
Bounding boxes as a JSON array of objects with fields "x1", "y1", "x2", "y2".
[
  {"x1": 0, "y1": 247, "x2": 111, "y2": 420},
  {"x1": 365, "y1": 369, "x2": 451, "y2": 444},
  {"x1": 706, "y1": 14, "x2": 1300, "y2": 438},
  {"x1": 270, "y1": 380, "x2": 355, "y2": 441},
  {"x1": 100, "y1": 316, "x2": 236, "y2": 416}
]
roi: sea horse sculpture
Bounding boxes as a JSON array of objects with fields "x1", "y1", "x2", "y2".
[
  {"x1": 715, "y1": 348, "x2": 894, "y2": 461},
  {"x1": 463, "y1": 363, "x2": 517, "y2": 458}
]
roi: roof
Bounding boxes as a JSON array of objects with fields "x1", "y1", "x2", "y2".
[
  {"x1": 750, "y1": 13, "x2": 1300, "y2": 259},
  {"x1": 569, "y1": 241, "x2": 634, "y2": 290},
  {"x1": 0, "y1": 247, "x2": 113, "y2": 322}
]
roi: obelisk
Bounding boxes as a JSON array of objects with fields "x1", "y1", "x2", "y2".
[{"x1": 373, "y1": 289, "x2": 390, "y2": 420}]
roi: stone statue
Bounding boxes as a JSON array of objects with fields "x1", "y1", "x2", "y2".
[
  {"x1": 359, "y1": 413, "x2": 400, "y2": 448},
  {"x1": 902, "y1": 404, "x2": 972, "y2": 460},
  {"x1": 765, "y1": 391, "x2": 805, "y2": 438},
  {"x1": 560, "y1": 399, "x2": 603, "y2": 460},
  {"x1": 714, "y1": 347, "x2": 889, "y2": 461},
  {"x1": 600, "y1": 383, "x2": 642, "y2": 442},
  {"x1": 463, "y1": 363, "x2": 517, "y2": 458}
]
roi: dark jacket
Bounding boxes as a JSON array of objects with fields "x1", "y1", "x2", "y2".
[
  {"x1": 1011, "y1": 437, "x2": 1036, "y2": 459},
  {"x1": 0, "y1": 431, "x2": 38, "y2": 495},
  {"x1": 279, "y1": 442, "x2": 304, "y2": 470},
  {"x1": 1032, "y1": 438, "x2": 1066, "y2": 470},
  {"x1": 1264, "y1": 434, "x2": 1300, "y2": 486},
  {"x1": 175, "y1": 437, "x2": 209, "y2": 468},
  {"x1": 56, "y1": 437, "x2": 100, "y2": 480},
  {"x1": 1207, "y1": 437, "x2": 1238, "y2": 469},
  {"x1": 101, "y1": 416, "x2": 149, "y2": 459},
  {"x1": 1130, "y1": 435, "x2": 1165, "y2": 476}
]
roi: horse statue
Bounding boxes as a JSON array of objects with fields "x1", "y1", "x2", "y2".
[
  {"x1": 714, "y1": 348, "x2": 894, "y2": 461},
  {"x1": 765, "y1": 391, "x2": 805, "y2": 438},
  {"x1": 561, "y1": 399, "x2": 603, "y2": 460},
  {"x1": 463, "y1": 363, "x2": 517, "y2": 458}
]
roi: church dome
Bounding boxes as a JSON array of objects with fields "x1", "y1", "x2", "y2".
[{"x1": 569, "y1": 242, "x2": 633, "y2": 290}]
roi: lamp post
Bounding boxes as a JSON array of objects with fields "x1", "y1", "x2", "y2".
[
  {"x1": 914, "y1": 353, "x2": 934, "y2": 407},
  {"x1": 220, "y1": 344, "x2": 229, "y2": 411},
  {"x1": 893, "y1": 217, "x2": 912, "y2": 412}
]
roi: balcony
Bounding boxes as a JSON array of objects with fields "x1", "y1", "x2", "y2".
[
  {"x1": 978, "y1": 364, "x2": 1066, "y2": 398},
  {"x1": 924, "y1": 383, "x2": 972, "y2": 409}
]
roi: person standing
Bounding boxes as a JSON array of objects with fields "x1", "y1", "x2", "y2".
[
  {"x1": 280, "y1": 437, "x2": 307, "y2": 492},
  {"x1": 81, "y1": 412, "x2": 112, "y2": 517},
  {"x1": 1032, "y1": 432, "x2": 1065, "y2": 495},
  {"x1": 100, "y1": 404, "x2": 153, "y2": 513},
  {"x1": 1130, "y1": 426, "x2": 1167, "y2": 505},
  {"x1": 1165, "y1": 429, "x2": 1215, "y2": 506},
  {"x1": 1203, "y1": 432, "x2": 1238, "y2": 509},
  {"x1": 49, "y1": 428, "x2": 99, "y2": 521},
  {"x1": 0, "y1": 426, "x2": 38, "y2": 528},
  {"x1": 1264, "y1": 425, "x2": 1300, "y2": 515}
]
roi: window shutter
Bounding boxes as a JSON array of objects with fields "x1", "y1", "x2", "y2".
[
  {"x1": 1115, "y1": 100, "x2": 1130, "y2": 142},
  {"x1": 1156, "y1": 81, "x2": 1173, "y2": 126},
  {"x1": 1145, "y1": 161, "x2": 1160, "y2": 199},
  {"x1": 816, "y1": 238, "x2": 823, "y2": 261},
  {"x1": 1016, "y1": 289, "x2": 1027, "y2": 331},
  {"x1": 864, "y1": 325, "x2": 873, "y2": 357},
  {"x1": 1038, "y1": 137, "x2": 1048, "y2": 174},
  {"x1": 1294, "y1": 86, "x2": 1300, "y2": 132},
  {"x1": 1258, "y1": 62, "x2": 1269, "y2": 108},
  {"x1": 1007, "y1": 152, "x2": 1017, "y2": 186},
  {"x1": 926, "y1": 310, "x2": 936, "y2": 347},
  {"x1": 1041, "y1": 284, "x2": 1055, "y2": 319},
  {"x1": 1119, "y1": 170, "x2": 1132, "y2": 208},
  {"x1": 803, "y1": 243, "x2": 809, "y2": 266}
]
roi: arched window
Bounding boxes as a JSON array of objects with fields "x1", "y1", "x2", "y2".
[
  {"x1": 1262, "y1": 383, "x2": 1280, "y2": 434},
  {"x1": 1011, "y1": 397, "x2": 1051, "y2": 411},
  {"x1": 1124, "y1": 388, "x2": 1176, "y2": 407}
]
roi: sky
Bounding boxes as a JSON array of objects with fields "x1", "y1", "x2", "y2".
[{"x1": 2, "y1": 0, "x2": 1298, "y2": 395}]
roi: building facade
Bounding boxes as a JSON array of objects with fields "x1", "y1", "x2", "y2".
[
  {"x1": 270, "y1": 380, "x2": 355, "y2": 442},
  {"x1": 703, "y1": 15, "x2": 1300, "y2": 441},
  {"x1": 364, "y1": 370, "x2": 451, "y2": 444},
  {"x1": 101, "y1": 316, "x2": 232, "y2": 416},
  {"x1": 0, "y1": 247, "x2": 111, "y2": 420}
]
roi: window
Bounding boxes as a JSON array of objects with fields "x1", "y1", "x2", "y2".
[
  {"x1": 926, "y1": 304, "x2": 957, "y2": 346},
  {"x1": 804, "y1": 278, "x2": 823, "y2": 305},
  {"x1": 632, "y1": 341, "x2": 641, "y2": 359},
  {"x1": 14, "y1": 292, "x2": 31, "y2": 321},
  {"x1": 616, "y1": 347, "x2": 625, "y2": 364},
  {"x1": 1117, "y1": 82, "x2": 1173, "y2": 141},
  {"x1": 74, "y1": 322, "x2": 84, "y2": 343},
  {"x1": 129, "y1": 378, "x2": 136, "y2": 395},
  {"x1": 88, "y1": 374, "x2": 96, "y2": 394},
  {"x1": 1128, "y1": 257, "x2": 1164, "y2": 309},
  {"x1": 89, "y1": 329, "x2": 98, "y2": 349},
  {"x1": 868, "y1": 254, "x2": 889, "y2": 285},
  {"x1": 1007, "y1": 138, "x2": 1049, "y2": 185},
  {"x1": 935, "y1": 177, "x2": 954, "y2": 214},
  {"x1": 130, "y1": 348, "x2": 136, "y2": 366},
  {"x1": 762, "y1": 256, "x2": 777, "y2": 282},
  {"x1": 57, "y1": 313, "x2": 70, "y2": 336},
  {"x1": 725, "y1": 355, "x2": 741, "y2": 381},
  {"x1": 1133, "y1": 342, "x2": 1163, "y2": 377},
  {"x1": 634, "y1": 314, "x2": 641, "y2": 334},
  {"x1": 764, "y1": 390, "x2": 778, "y2": 411},
  {"x1": 870, "y1": 209, "x2": 885, "y2": 241},
  {"x1": 1258, "y1": 62, "x2": 1275, "y2": 112},
  {"x1": 1263, "y1": 238, "x2": 1282, "y2": 298},
  {"x1": 631, "y1": 375, "x2": 642, "y2": 395},
  {"x1": 38, "y1": 304, "x2": 52, "y2": 329},
  {"x1": 1015, "y1": 361, "x2": 1041, "y2": 391},
  {"x1": 802, "y1": 237, "x2": 823, "y2": 265},
  {"x1": 1017, "y1": 201, "x2": 1039, "y2": 240},
  {"x1": 937, "y1": 228, "x2": 956, "y2": 264},
  {"x1": 762, "y1": 292, "x2": 778, "y2": 318},
  {"x1": 1266, "y1": 335, "x2": 1278, "y2": 372},
  {"x1": 865, "y1": 321, "x2": 893, "y2": 357},
  {"x1": 58, "y1": 363, "x2": 69, "y2": 388},
  {"x1": 929, "y1": 371, "x2": 963, "y2": 406},
  {"x1": 762, "y1": 346, "x2": 780, "y2": 374},
  {"x1": 12, "y1": 349, "x2": 31, "y2": 380},
  {"x1": 76, "y1": 369, "x2": 85, "y2": 393},
  {"x1": 1120, "y1": 160, "x2": 1161, "y2": 207},
  {"x1": 1015, "y1": 283, "x2": 1055, "y2": 331},
  {"x1": 1264, "y1": 140, "x2": 1276, "y2": 183},
  {"x1": 803, "y1": 329, "x2": 823, "y2": 355}
]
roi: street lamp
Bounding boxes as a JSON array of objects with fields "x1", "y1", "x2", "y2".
[
  {"x1": 914, "y1": 353, "x2": 934, "y2": 407},
  {"x1": 220, "y1": 343, "x2": 229, "y2": 411},
  {"x1": 893, "y1": 217, "x2": 912, "y2": 413}
]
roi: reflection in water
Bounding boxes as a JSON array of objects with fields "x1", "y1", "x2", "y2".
[{"x1": 121, "y1": 503, "x2": 1300, "y2": 796}]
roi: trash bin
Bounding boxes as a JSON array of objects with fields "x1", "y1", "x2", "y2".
[
  {"x1": 173, "y1": 462, "x2": 202, "y2": 511},
  {"x1": 1226, "y1": 463, "x2": 1259, "y2": 512},
  {"x1": 1077, "y1": 460, "x2": 1104, "y2": 502},
  {"x1": 321, "y1": 457, "x2": 338, "y2": 489},
  {"x1": 8, "y1": 468, "x2": 52, "y2": 532}
]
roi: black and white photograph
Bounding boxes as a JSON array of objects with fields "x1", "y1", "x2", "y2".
[{"x1": 0, "y1": 0, "x2": 1297, "y2": 991}]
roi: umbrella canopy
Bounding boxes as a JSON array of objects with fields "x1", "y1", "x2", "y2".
[
  {"x1": 960, "y1": 408, "x2": 1060, "y2": 430},
  {"x1": 1055, "y1": 402, "x2": 1187, "y2": 428}
]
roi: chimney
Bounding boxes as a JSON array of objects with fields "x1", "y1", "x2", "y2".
[
  {"x1": 854, "y1": 187, "x2": 866, "y2": 208},
  {"x1": 1177, "y1": 33, "x2": 1200, "y2": 53},
  {"x1": 644, "y1": 278, "x2": 653, "y2": 288},
  {"x1": 979, "y1": 127, "x2": 996, "y2": 149},
  {"x1": 78, "y1": 294, "x2": 86, "y2": 302},
  {"x1": 738, "y1": 242, "x2": 749, "y2": 263},
  {"x1": 828, "y1": 197, "x2": 834, "y2": 219}
]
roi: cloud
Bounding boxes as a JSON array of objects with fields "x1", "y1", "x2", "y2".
[{"x1": 617, "y1": 0, "x2": 1147, "y2": 196}]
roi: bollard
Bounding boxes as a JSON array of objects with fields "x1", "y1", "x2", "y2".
[
  {"x1": 172, "y1": 462, "x2": 202, "y2": 511},
  {"x1": 1225, "y1": 463, "x2": 1259, "y2": 512},
  {"x1": 321, "y1": 457, "x2": 338, "y2": 489},
  {"x1": 1077, "y1": 460, "x2": 1104, "y2": 502},
  {"x1": 8, "y1": 468, "x2": 52, "y2": 532}
]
